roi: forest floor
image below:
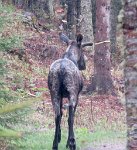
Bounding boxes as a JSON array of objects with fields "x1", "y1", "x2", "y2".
[
  {"x1": 1, "y1": 4, "x2": 127, "y2": 150},
  {"x1": 18, "y1": 28, "x2": 127, "y2": 149},
  {"x1": 84, "y1": 139, "x2": 126, "y2": 150}
]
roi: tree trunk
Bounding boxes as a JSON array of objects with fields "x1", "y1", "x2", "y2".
[
  {"x1": 67, "y1": 0, "x2": 76, "y2": 39},
  {"x1": 75, "y1": 0, "x2": 81, "y2": 33},
  {"x1": 123, "y1": 0, "x2": 137, "y2": 149},
  {"x1": 91, "y1": 0, "x2": 96, "y2": 35},
  {"x1": 88, "y1": 0, "x2": 114, "y2": 94},
  {"x1": 67, "y1": 0, "x2": 93, "y2": 43},
  {"x1": 80, "y1": 0, "x2": 93, "y2": 50},
  {"x1": 110, "y1": 0, "x2": 123, "y2": 67},
  {"x1": 8, "y1": 0, "x2": 54, "y2": 18},
  {"x1": 110, "y1": 0, "x2": 122, "y2": 54},
  {"x1": 48, "y1": 0, "x2": 54, "y2": 17}
]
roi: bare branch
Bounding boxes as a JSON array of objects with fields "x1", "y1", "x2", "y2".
[{"x1": 82, "y1": 42, "x2": 93, "y2": 47}]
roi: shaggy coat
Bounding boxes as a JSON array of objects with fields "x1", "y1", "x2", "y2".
[{"x1": 48, "y1": 33, "x2": 92, "y2": 150}]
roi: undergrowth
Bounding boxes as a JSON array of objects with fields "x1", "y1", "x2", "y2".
[
  {"x1": 0, "y1": 2, "x2": 127, "y2": 150},
  {"x1": 0, "y1": 2, "x2": 40, "y2": 144},
  {"x1": 9, "y1": 126, "x2": 126, "y2": 150}
]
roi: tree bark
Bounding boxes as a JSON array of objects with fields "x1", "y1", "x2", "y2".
[
  {"x1": 67, "y1": 0, "x2": 76, "y2": 39},
  {"x1": 8, "y1": 0, "x2": 54, "y2": 18},
  {"x1": 48, "y1": 0, "x2": 54, "y2": 17},
  {"x1": 80, "y1": 0, "x2": 93, "y2": 50},
  {"x1": 91, "y1": 0, "x2": 96, "y2": 35},
  {"x1": 123, "y1": 0, "x2": 137, "y2": 149},
  {"x1": 110, "y1": 0, "x2": 122, "y2": 53},
  {"x1": 88, "y1": 0, "x2": 114, "y2": 94},
  {"x1": 66, "y1": 0, "x2": 93, "y2": 45},
  {"x1": 75, "y1": 0, "x2": 81, "y2": 33}
]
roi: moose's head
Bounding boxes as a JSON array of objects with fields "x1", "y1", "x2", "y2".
[{"x1": 59, "y1": 32, "x2": 93, "y2": 70}]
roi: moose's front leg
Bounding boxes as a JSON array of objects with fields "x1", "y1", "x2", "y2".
[{"x1": 66, "y1": 104, "x2": 76, "y2": 150}]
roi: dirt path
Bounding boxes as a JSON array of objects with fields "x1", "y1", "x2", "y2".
[{"x1": 83, "y1": 139, "x2": 127, "y2": 150}]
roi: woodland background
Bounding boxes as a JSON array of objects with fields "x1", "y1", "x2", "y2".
[{"x1": 0, "y1": 0, "x2": 136, "y2": 150}]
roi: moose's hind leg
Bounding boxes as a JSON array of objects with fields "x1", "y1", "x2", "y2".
[
  {"x1": 66, "y1": 94, "x2": 77, "y2": 150},
  {"x1": 66, "y1": 104, "x2": 76, "y2": 150},
  {"x1": 58, "y1": 101, "x2": 63, "y2": 143},
  {"x1": 52, "y1": 96, "x2": 62, "y2": 150}
]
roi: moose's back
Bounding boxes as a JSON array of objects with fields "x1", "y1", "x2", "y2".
[{"x1": 48, "y1": 58, "x2": 83, "y2": 98}]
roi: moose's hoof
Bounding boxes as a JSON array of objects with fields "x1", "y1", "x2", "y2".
[{"x1": 66, "y1": 138, "x2": 76, "y2": 150}]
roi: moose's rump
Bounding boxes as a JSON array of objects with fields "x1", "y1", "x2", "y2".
[{"x1": 48, "y1": 58, "x2": 83, "y2": 98}]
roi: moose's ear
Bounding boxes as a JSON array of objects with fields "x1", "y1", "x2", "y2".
[
  {"x1": 59, "y1": 32, "x2": 70, "y2": 45},
  {"x1": 76, "y1": 34, "x2": 83, "y2": 43},
  {"x1": 77, "y1": 34, "x2": 83, "y2": 48}
]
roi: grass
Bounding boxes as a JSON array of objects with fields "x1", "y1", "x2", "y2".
[
  {"x1": 7, "y1": 94, "x2": 126, "y2": 150},
  {"x1": 9, "y1": 105, "x2": 126, "y2": 150},
  {"x1": 9, "y1": 126, "x2": 126, "y2": 150},
  {"x1": 7, "y1": 98, "x2": 126, "y2": 150}
]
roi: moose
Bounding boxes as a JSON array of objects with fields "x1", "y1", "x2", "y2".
[{"x1": 48, "y1": 33, "x2": 93, "y2": 150}]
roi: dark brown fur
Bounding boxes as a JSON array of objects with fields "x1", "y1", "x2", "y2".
[{"x1": 48, "y1": 33, "x2": 86, "y2": 150}]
